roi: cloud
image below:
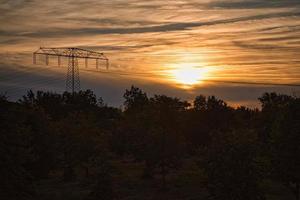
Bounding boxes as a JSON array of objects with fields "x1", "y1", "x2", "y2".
[
  {"x1": 207, "y1": 0, "x2": 300, "y2": 9},
  {"x1": 232, "y1": 40, "x2": 297, "y2": 51},
  {"x1": 3, "y1": 11, "x2": 297, "y2": 38}
]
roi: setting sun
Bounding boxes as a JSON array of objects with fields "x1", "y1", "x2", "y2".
[{"x1": 166, "y1": 63, "x2": 211, "y2": 88}]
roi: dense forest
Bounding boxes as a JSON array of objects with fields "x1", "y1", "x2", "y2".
[{"x1": 0, "y1": 86, "x2": 299, "y2": 200}]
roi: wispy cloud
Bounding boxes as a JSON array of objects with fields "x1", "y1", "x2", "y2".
[
  {"x1": 207, "y1": 0, "x2": 300, "y2": 9},
  {"x1": 1, "y1": 11, "x2": 298, "y2": 38}
]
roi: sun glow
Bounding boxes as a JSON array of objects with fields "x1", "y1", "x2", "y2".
[{"x1": 166, "y1": 63, "x2": 211, "y2": 88}]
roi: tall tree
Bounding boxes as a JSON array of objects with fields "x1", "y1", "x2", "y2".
[{"x1": 147, "y1": 95, "x2": 189, "y2": 188}]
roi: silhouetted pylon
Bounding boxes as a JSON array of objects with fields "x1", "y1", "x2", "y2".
[{"x1": 33, "y1": 47, "x2": 109, "y2": 93}]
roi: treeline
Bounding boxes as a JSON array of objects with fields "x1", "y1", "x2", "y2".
[{"x1": 0, "y1": 87, "x2": 299, "y2": 200}]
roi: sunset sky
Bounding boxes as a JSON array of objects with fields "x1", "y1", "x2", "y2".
[{"x1": 1, "y1": 0, "x2": 300, "y2": 107}]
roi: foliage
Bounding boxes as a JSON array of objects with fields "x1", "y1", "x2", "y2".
[
  {"x1": 199, "y1": 130, "x2": 265, "y2": 200},
  {"x1": 88, "y1": 152, "x2": 114, "y2": 200},
  {"x1": 0, "y1": 89, "x2": 299, "y2": 199},
  {"x1": 0, "y1": 97, "x2": 35, "y2": 199},
  {"x1": 260, "y1": 93, "x2": 300, "y2": 200}
]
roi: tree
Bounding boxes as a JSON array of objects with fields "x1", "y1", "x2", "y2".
[
  {"x1": 0, "y1": 97, "x2": 35, "y2": 199},
  {"x1": 185, "y1": 95, "x2": 234, "y2": 153},
  {"x1": 117, "y1": 88, "x2": 189, "y2": 188},
  {"x1": 206, "y1": 96, "x2": 228, "y2": 111},
  {"x1": 259, "y1": 92, "x2": 292, "y2": 111},
  {"x1": 25, "y1": 108, "x2": 56, "y2": 179},
  {"x1": 19, "y1": 90, "x2": 102, "y2": 120},
  {"x1": 54, "y1": 112, "x2": 106, "y2": 181},
  {"x1": 112, "y1": 86, "x2": 149, "y2": 156},
  {"x1": 146, "y1": 95, "x2": 189, "y2": 188},
  {"x1": 63, "y1": 89, "x2": 99, "y2": 112},
  {"x1": 123, "y1": 85, "x2": 149, "y2": 112},
  {"x1": 88, "y1": 151, "x2": 114, "y2": 200},
  {"x1": 193, "y1": 94, "x2": 206, "y2": 111},
  {"x1": 199, "y1": 130, "x2": 265, "y2": 200},
  {"x1": 260, "y1": 94, "x2": 300, "y2": 200},
  {"x1": 19, "y1": 90, "x2": 65, "y2": 119},
  {"x1": 258, "y1": 92, "x2": 293, "y2": 143}
]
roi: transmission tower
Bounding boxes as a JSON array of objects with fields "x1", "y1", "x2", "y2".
[{"x1": 33, "y1": 47, "x2": 109, "y2": 93}]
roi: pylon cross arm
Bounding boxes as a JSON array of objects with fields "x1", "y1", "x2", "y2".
[{"x1": 33, "y1": 47, "x2": 109, "y2": 93}]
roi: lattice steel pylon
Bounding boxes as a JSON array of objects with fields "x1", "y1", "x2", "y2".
[
  {"x1": 33, "y1": 47, "x2": 109, "y2": 93},
  {"x1": 66, "y1": 56, "x2": 80, "y2": 93}
]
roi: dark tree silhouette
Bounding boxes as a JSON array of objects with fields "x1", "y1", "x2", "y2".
[
  {"x1": 88, "y1": 152, "x2": 114, "y2": 200},
  {"x1": 0, "y1": 88, "x2": 298, "y2": 199},
  {"x1": 185, "y1": 95, "x2": 234, "y2": 153},
  {"x1": 0, "y1": 96, "x2": 35, "y2": 199},
  {"x1": 123, "y1": 85, "x2": 149, "y2": 112},
  {"x1": 260, "y1": 93, "x2": 300, "y2": 200},
  {"x1": 148, "y1": 95, "x2": 189, "y2": 188},
  {"x1": 199, "y1": 130, "x2": 265, "y2": 200}
]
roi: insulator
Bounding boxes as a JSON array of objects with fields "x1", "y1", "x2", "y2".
[
  {"x1": 85, "y1": 58, "x2": 88, "y2": 68},
  {"x1": 33, "y1": 53, "x2": 36, "y2": 64},
  {"x1": 58, "y1": 56, "x2": 61, "y2": 67},
  {"x1": 45, "y1": 55, "x2": 49, "y2": 65}
]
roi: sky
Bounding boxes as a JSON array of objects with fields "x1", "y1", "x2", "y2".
[{"x1": 0, "y1": 0, "x2": 300, "y2": 108}]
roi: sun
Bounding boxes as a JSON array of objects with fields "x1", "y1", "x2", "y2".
[{"x1": 167, "y1": 63, "x2": 210, "y2": 88}]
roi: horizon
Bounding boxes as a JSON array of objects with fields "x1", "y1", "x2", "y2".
[{"x1": 1, "y1": 85, "x2": 295, "y2": 110}]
